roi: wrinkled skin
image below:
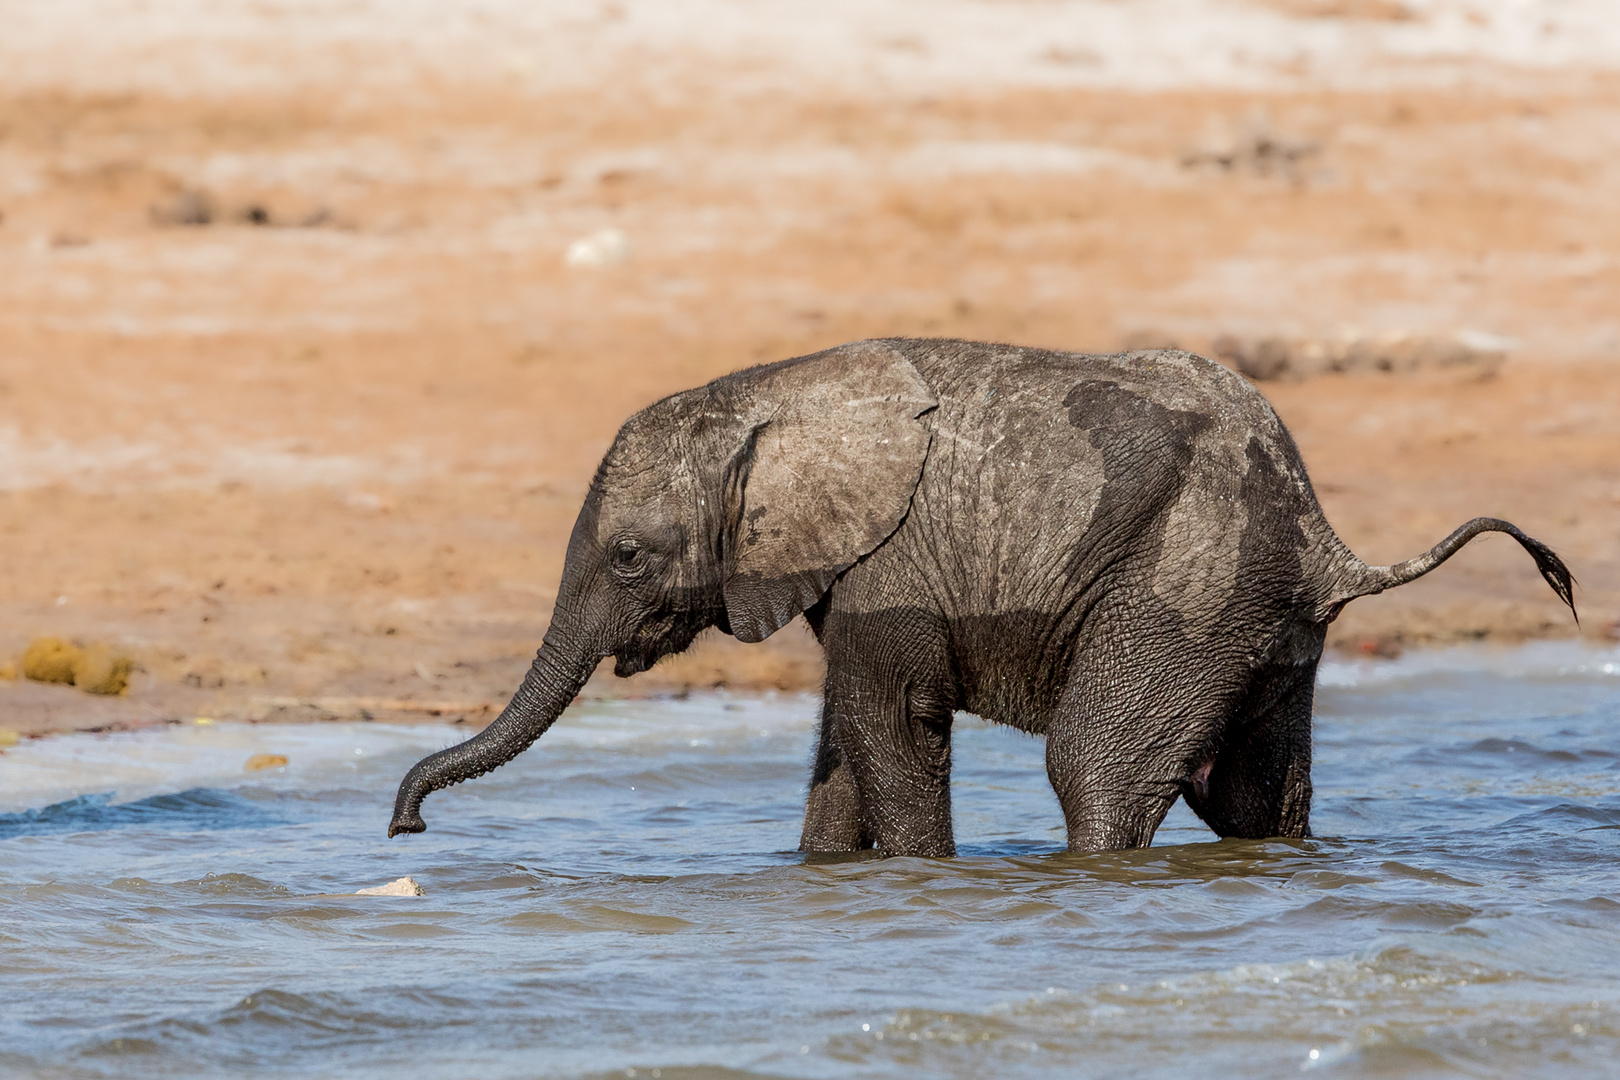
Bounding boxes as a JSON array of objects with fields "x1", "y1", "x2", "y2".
[{"x1": 390, "y1": 339, "x2": 1575, "y2": 855}]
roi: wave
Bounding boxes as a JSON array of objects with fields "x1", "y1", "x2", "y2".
[
  {"x1": 0, "y1": 788, "x2": 286, "y2": 839},
  {"x1": 815, "y1": 937, "x2": 1620, "y2": 1078}
]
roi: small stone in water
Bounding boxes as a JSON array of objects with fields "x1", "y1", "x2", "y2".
[
  {"x1": 356, "y1": 876, "x2": 425, "y2": 896},
  {"x1": 244, "y1": 753, "x2": 289, "y2": 772}
]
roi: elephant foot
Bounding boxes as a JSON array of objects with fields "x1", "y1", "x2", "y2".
[
  {"x1": 800, "y1": 754, "x2": 871, "y2": 852},
  {"x1": 876, "y1": 840, "x2": 956, "y2": 860},
  {"x1": 799, "y1": 812, "x2": 872, "y2": 853}
]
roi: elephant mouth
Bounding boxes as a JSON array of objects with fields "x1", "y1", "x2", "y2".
[
  {"x1": 614, "y1": 650, "x2": 657, "y2": 678},
  {"x1": 613, "y1": 606, "x2": 715, "y2": 678}
]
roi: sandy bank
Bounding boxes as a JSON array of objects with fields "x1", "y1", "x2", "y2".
[{"x1": 2, "y1": 0, "x2": 1615, "y2": 740}]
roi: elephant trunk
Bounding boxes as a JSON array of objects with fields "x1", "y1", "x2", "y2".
[{"x1": 388, "y1": 638, "x2": 594, "y2": 838}]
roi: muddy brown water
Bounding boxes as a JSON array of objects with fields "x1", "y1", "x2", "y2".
[{"x1": 2, "y1": 643, "x2": 1618, "y2": 1079}]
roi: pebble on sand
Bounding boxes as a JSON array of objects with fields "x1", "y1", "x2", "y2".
[
  {"x1": 564, "y1": 227, "x2": 630, "y2": 268},
  {"x1": 356, "y1": 876, "x2": 426, "y2": 897}
]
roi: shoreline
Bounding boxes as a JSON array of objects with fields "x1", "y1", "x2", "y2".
[{"x1": 4, "y1": 633, "x2": 1616, "y2": 744}]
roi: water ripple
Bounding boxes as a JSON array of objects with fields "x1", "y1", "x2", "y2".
[
  {"x1": 0, "y1": 655, "x2": 1617, "y2": 1079},
  {"x1": 0, "y1": 788, "x2": 287, "y2": 839}
]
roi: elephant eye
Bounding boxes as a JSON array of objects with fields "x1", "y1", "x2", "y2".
[{"x1": 609, "y1": 539, "x2": 645, "y2": 575}]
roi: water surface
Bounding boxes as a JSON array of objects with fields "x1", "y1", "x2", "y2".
[{"x1": 2, "y1": 644, "x2": 1618, "y2": 1078}]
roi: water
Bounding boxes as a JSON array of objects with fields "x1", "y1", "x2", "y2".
[{"x1": 2, "y1": 644, "x2": 1618, "y2": 1079}]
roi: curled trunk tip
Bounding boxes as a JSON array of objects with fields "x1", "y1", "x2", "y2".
[{"x1": 386, "y1": 646, "x2": 589, "y2": 838}]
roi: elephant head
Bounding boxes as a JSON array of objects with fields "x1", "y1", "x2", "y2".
[{"x1": 388, "y1": 340, "x2": 938, "y2": 836}]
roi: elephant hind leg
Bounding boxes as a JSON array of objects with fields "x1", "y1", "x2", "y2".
[
  {"x1": 1046, "y1": 604, "x2": 1257, "y2": 852},
  {"x1": 1182, "y1": 665, "x2": 1316, "y2": 840}
]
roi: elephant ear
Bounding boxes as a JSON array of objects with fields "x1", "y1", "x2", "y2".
[{"x1": 720, "y1": 341, "x2": 937, "y2": 643}]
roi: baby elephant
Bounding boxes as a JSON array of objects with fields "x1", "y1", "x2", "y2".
[{"x1": 390, "y1": 339, "x2": 1574, "y2": 855}]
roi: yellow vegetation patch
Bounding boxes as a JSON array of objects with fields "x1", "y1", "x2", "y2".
[
  {"x1": 21, "y1": 637, "x2": 134, "y2": 695},
  {"x1": 22, "y1": 637, "x2": 80, "y2": 684},
  {"x1": 74, "y1": 643, "x2": 134, "y2": 695}
]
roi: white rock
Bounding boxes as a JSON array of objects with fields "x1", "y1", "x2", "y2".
[
  {"x1": 355, "y1": 876, "x2": 425, "y2": 896},
  {"x1": 1455, "y1": 329, "x2": 1518, "y2": 354},
  {"x1": 564, "y1": 227, "x2": 630, "y2": 268}
]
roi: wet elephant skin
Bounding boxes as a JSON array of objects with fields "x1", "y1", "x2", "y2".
[{"x1": 389, "y1": 338, "x2": 1576, "y2": 855}]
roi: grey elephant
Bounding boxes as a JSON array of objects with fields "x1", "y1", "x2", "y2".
[{"x1": 389, "y1": 339, "x2": 1574, "y2": 855}]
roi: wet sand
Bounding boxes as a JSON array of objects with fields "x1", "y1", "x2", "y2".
[{"x1": 2, "y1": 1, "x2": 1618, "y2": 737}]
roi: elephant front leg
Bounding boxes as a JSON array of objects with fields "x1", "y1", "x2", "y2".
[
  {"x1": 799, "y1": 710, "x2": 871, "y2": 853},
  {"x1": 810, "y1": 603, "x2": 957, "y2": 858},
  {"x1": 824, "y1": 677, "x2": 956, "y2": 859}
]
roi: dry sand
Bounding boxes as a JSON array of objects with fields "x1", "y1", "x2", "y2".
[{"x1": 2, "y1": 0, "x2": 1616, "y2": 738}]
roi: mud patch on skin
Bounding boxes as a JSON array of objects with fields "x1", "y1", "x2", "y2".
[
  {"x1": 1061, "y1": 380, "x2": 1213, "y2": 596},
  {"x1": 1225, "y1": 437, "x2": 1313, "y2": 630}
]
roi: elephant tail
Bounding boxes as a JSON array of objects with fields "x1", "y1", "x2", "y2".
[{"x1": 1328, "y1": 517, "x2": 1576, "y2": 622}]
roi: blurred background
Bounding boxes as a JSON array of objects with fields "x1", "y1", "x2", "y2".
[{"x1": 2, "y1": 0, "x2": 1616, "y2": 734}]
